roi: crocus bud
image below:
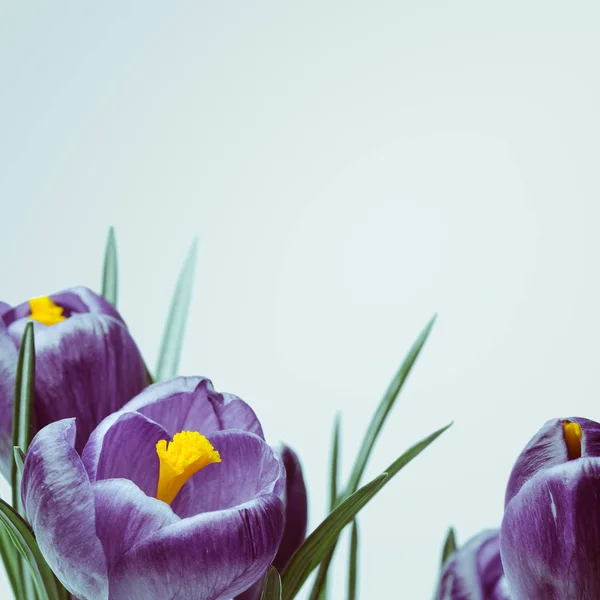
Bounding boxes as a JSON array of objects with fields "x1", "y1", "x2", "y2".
[
  {"x1": 501, "y1": 417, "x2": 600, "y2": 599},
  {"x1": 436, "y1": 529, "x2": 510, "y2": 599}
]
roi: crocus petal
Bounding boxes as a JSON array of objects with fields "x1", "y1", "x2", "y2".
[
  {"x1": 93, "y1": 478, "x2": 179, "y2": 572},
  {"x1": 2, "y1": 286, "x2": 123, "y2": 325},
  {"x1": 235, "y1": 444, "x2": 309, "y2": 600},
  {"x1": 108, "y1": 493, "x2": 285, "y2": 600},
  {"x1": 22, "y1": 419, "x2": 108, "y2": 600},
  {"x1": 171, "y1": 430, "x2": 285, "y2": 518},
  {"x1": 505, "y1": 417, "x2": 600, "y2": 506},
  {"x1": 86, "y1": 411, "x2": 169, "y2": 497},
  {"x1": 437, "y1": 530, "x2": 507, "y2": 600},
  {"x1": 32, "y1": 313, "x2": 147, "y2": 452},
  {"x1": 51, "y1": 286, "x2": 124, "y2": 322},
  {"x1": 0, "y1": 324, "x2": 18, "y2": 479},
  {"x1": 501, "y1": 457, "x2": 600, "y2": 600},
  {"x1": 119, "y1": 376, "x2": 264, "y2": 439},
  {"x1": 273, "y1": 444, "x2": 308, "y2": 572},
  {"x1": 126, "y1": 376, "x2": 264, "y2": 438}
]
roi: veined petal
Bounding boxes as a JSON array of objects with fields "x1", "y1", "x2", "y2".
[
  {"x1": 86, "y1": 411, "x2": 169, "y2": 497},
  {"x1": 93, "y1": 478, "x2": 179, "y2": 572},
  {"x1": 505, "y1": 417, "x2": 600, "y2": 506},
  {"x1": 119, "y1": 376, "x2": 264, "y2": 439},
  {"x1": 108, "y1": 493, "x2": 285, "y2": 600},
  {"x1": 21, "y1": 419, "x2": 108, "y2": 600},
  {"x1": 501, "y1": 457, "x2": 600, "y2": 600},
  {"x1": 171, "y1": 431, "x2": 285, "y2": 518},
  {"x1": 273, "y1": 443, "x2": 307, "y2": 571},
  {"x1": 234, "y1": 444, "x2": 308, "y2": 600},
  {"x1": 32, "y1": 313, "x2": 146, "y2": 452},
  {"x1": 2, "y1": 286, "x2": 123, "y2": 326},
  {"x1": 437, "y1": 529, "x2": 506, "y2": 600}
]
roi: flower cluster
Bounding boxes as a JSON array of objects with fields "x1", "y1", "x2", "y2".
[
  {"x1": 437, "y1": 417, "x2": 600, "y2": 599},
  {"x1": 0, "y1": 244, "x2": 451, "y2": 600},
  {"x1": 2, "y1": 288, "x2": 307, "y2": 600}
]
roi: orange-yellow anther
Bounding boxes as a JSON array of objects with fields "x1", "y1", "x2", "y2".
[
  {"x1": 156, "y1": 431, "x2": 221, "y2": 505},
  {"x1": 563, "y1": 420, "x2": 582, "y2": 460},
  {"x1": 28, "y1": 296, "x2": 66, "y2": 326}
]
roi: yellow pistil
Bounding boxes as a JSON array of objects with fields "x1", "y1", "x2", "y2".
[
  {"x1": 28, "y1": 296, "x2": 66, "y2": 326},
  {"x1": 562, "y1": 420, "x2": 582, "y2": 460},
  {"x1": 155, "y1": 431, "x2": 221, "y2": 505}
]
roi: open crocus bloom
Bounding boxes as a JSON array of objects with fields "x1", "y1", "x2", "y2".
[
  {"x1": 22, "y1": 377, "x2": 292, "y2": 600},
  {"x1": 501, "y1": 417, "x2": 600, "y2": 599},
  {"x1": 0, "y1": 287, "x2": 146, "y2": 477},
  {"x1": 436, "y1": 529, "x2": 510, "y2": 600}
]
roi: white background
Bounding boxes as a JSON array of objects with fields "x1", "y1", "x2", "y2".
[{"x1": 1, "y1": 1, "x2": 600, "y2": 598}]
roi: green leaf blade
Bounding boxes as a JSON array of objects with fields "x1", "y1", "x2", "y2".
[
  {"x1": 344, "y1": 314, "x2": 437, "y2": 497},
  {"x1": 0, "y1": 499, "x2": 63, "y2": 600},
  {"x1": 281, "y1": 473, "x2": 387, "y2": 600},
  {"x1": 347, "y1": 519, "x2": 359, "y2": 600},
  {"x1": 11, "y1": 322, "x2": 36, "y2": 515},
  {"x1": 260, "y1": 566, "x2": 282, "y2": 600},
  {"x1": 155, "y1": 239, "x2": 198, "y2": 381},
  {"x1": 441, "y1": 526, "x2": 457, "y2": 566},
  {"x1": 101, "y1": 226, "x2": 118, "y2": 307}
]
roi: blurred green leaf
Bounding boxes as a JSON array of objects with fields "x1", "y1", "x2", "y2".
[
  {"x1": 347, "y1": 519, "x2": 359, "y2": 600},
  {"x1": 11, "y1": 322, "x2": 35, "y2": 515},
  {"x1": 441, "y1": 526, "x2": 457, "y2": 566},
  {"x1": 344, "y1": 314, "x2": 437, "y2": 497},
  {"x1": 0, "y1": 526, "x2": 24, "y2": 600},
  {"x1": 309, "y1": 415, "x2": 341, "y2": 600},
  {"x1": 260, "y1": 566, "x2": 282, "y2": 600},
  {"x1": 376, "y1": 423, "x2": 452, "y2": 492},
  {"x1": 281, "y1": 473, "x2": 387, "y2": 600},
  {"x1": 11, "y1": 321, "x2": 38, "y2": 599},
  {"x1": 13, "y1": 447, "x2": 25, "y2": 476},
  {"x1": 311, "y1": 421, "x2": 452, "y2": 599},
  {"x1": 101, "y1": 226, "x2": 118, "y2": 307},
  {"x1": 0, "y1": 499, "x2": 64, "y2": 600},
  {"x1": 155, "y1": 239, "x2": 198, "y2": 381}
]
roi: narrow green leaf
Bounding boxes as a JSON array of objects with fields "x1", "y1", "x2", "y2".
[
  {"x1": 13, "y1": 447, "x2": 25, "y2": 476},
  {"x1": 344, "y1": 315, "x2": 437, "y2": 497},
  {"x1": 281, "y1": 473, "x2": 387, "y2": 600},
  {"x1": 378, "y1": 422, "x2": 452, "y2": 490},
  {"x1": 308, "y1": 550, "x2": 334, "y2": 600},
  {"x1": 312, "y1": 422, "x2": 452, "y2": 597},
  {"x1": 260, "y1": 566, "x2": 282, "y2": 600},
  {"x1": 10, "y1": 322, "x2": 38, "y2": 599},
  {"x1": 0, "y1": 526, "x2": 25, "y2": 599},
  {"x1": 309, "y1": 415, "x2": 341, "y2": 600},
  {"x1": 441, "y1": 526, "x2": 457, "y2": 566},
  {"x1": 101, "y1": 226, "x2": 118, "y2": 307},
  {"x1": 329, "y1": 413, "x2": 341, "y2": 513},
  {"x1": 0, "y1": 499, "x2": 63, "y2": 600},
  {"x1": 12, "y1": 322, "x2": 36, "y2": 515},
  {"x1": 155, "y1": 239, "x2": 198, "y2": 381},
  {"x1": 347, "y1": 519, "x2": 359, "y2": 600}
]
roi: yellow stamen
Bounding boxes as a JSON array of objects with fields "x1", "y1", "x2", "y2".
[
  {"x1": 28, "y1": 296, "x2": 66, "y2": 326},
  {"x1": 155, "y1": 431, "x2": 221, "y2": 505},
  {"x1": 562, "y1": 420, "x2": 582, "y2": 460}
]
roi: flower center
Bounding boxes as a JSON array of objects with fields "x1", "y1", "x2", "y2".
[
  {"x1": 562, "y1": 420, "x2": 582, "y2": 460},
  {"x1": 29, "y1": 296, "x2": 66, "y2": 326},
  {"x1": 155, "y1": 430, "x2": 221, "y2": 505}
]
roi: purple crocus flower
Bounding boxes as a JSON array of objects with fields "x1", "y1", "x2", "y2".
[
  {"x1": 0, "y1": 286, "x2": 147, "y2": 478},
  {"x1": 436, "y1": 529, "x2": 510, "y2": 600},
  {"x1": 501, "y1": 417, "x2": 600, "y2": 599},
  {"x1": 22, "y1": 376, "x2": 302, "y2": 600}
]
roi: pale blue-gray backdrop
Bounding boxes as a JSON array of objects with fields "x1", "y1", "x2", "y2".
[{"x1": 1, "y1": 1, "x2": 599, "y2": 598}]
